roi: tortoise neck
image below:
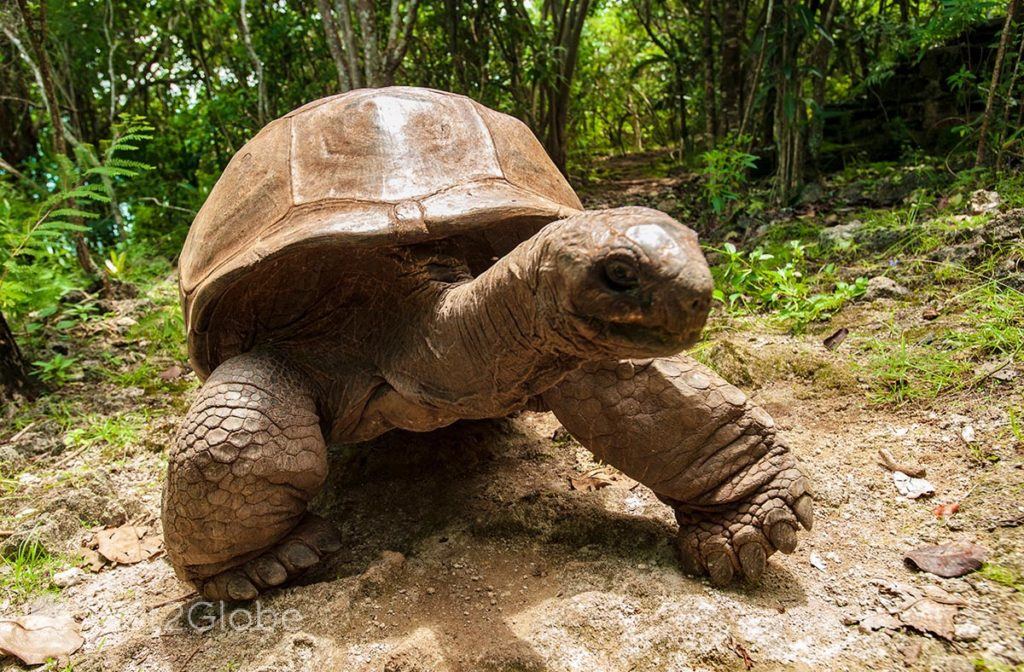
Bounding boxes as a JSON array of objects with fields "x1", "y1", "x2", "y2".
[{"x1": 388, "y1": 226, "x2": 581, "y2": 418}]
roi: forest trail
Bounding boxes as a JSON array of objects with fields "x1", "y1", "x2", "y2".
[{"x1": 2, "y1": 167, "x2": 1022, "y2": 672}]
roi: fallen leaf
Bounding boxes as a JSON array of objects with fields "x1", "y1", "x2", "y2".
[
  {"x1": 158, "y1": 364, "x2": 185, "y2": 381},
  {"x1": 0, "y1": 614, "x2": 84, "y2": 665},
  {"x1": 569, "y1": 474, "x2": 613, "y2": 492},
  {"x1": 900, "y1": 641, "x2": 922, "y2": 666},
  {"x1": 932, "y1": 502, "x2": 960, "y2": 518},
  {"x1": 77, "y1": 546, "x2": 104, "y2": 572},
  {"x1": 859, "y1": 612, "x2": 900, "y2": 632},
  {"x1": 892, "y1": 471, "x2": 935, "y2": 499},
  {"x1": 729, "y1": 635, "x2": 754, "y2": 670},
  {"x1": 900, "y1": 597, "x2": 958, "y2": 640},
  {"x1": 823, "y1": 327, "x2": 849, "y2": 351},
  {"x1": 905, "y1": 542, "x2": 987, "y2": 578},
  {"x1": 921, "y1": 585, "x2": 967, "y2": 606},
  {"x1": 992, "y1": 367, "x2": 1017, "y2": 382},
  {"x1": 94, "y1": 525, "x2": 162, "y2": 565}
]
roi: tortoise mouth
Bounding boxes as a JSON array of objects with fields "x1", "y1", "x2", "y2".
[{"x1": 578, "y1": 314, "x2": 702, "y2": 357}]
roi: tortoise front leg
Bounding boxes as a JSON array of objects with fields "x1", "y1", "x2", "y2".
[
  {"x1": 543, "y1": 355, "x2": 813, "y2": 585},
  {"x1": 162, "y1": 350, "x2": 341, "y2": 600}
]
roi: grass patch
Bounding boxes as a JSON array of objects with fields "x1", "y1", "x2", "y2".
[
  {"x1": 979, "y1": 563, "x2": 1024, "y2": 592},
  {"x1": 860, "y1": 280, "x2": 1023, "y2": 405},
  {"x1": 127, "y1": 303, "x2": 187, "y2": 360},
  {"x1": 65, "y1": 413, "x2": 147, "y2": 459},
  {"x1": 0, "y1": 540, "x2": 63, "y2": 602}
]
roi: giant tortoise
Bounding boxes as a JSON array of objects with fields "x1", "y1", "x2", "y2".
[{"x1": 164, "y1": 86, "x2": 813, "y2": 600}]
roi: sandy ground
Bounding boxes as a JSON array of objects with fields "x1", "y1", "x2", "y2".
[
  {"x1": 3, "y1": 316, "x2": 1022, "y2": 671},
  {"x1": 2, "y1": 161, "x2": 1022, "y2": 671}
]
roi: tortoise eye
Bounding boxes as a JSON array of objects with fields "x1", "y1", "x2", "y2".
[{"x1": 601, "y1": 259, "x2": 641, "y2": 291}]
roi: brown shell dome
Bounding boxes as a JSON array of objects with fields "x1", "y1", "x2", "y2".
[{"x1": 179, "y1": 87, "x2": 583, "y2": 379}]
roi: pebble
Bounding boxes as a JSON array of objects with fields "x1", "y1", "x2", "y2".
[
  {"x1": 954, "y1": 621, "x2": 981, "y2": 642},
  {"x1": 53, "y1": 567, "x2": 84, "y2": 588}
]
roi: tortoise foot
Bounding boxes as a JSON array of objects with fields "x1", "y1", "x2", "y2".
[
  {"x1": 196, "y1": 514, "x2": 342, "y2": 601},
  {"x1": 670, "y1": 455, "x2": 813, "y2": 586}
]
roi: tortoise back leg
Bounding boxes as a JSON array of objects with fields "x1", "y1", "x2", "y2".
[
  {"x1": 162, "y1": 350, "x2": 341, "y2": 600},
  {"x1": 542, "y1": 355, "x2": 813, "y2": 585}
]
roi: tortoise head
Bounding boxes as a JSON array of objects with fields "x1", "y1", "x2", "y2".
[{"x1": 539, "y1": 207, "x2": 713, "y2": 359}]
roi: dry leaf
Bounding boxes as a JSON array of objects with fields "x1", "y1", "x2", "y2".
[
  {"x1": 823, "y1": 327, "x2": 849, "y2": 351},
  {"x1": 569, "y1": 467, "x2": 618, "y2": 492},
  {"x1": 158, "y1": 364, "x2": 185, "y2": 381},
  {"x1": 905, "y1": 542, "x2": 987, "y2": 578},
  {"x1": 0, "y1": 614, "x2": 84, "y2": 665},
  {"x1": 921, "y1": 307, "x2": 939, "y2": 321},
  {"x1": 859, "y1": 612, "x2": 900, "y2": 632},
  {"x1": 921, "y1": 585, "x2": 967, "y2": 606},
  {"x1": 932, "y1": 502, "x2": 960, "y2": 518},
  {"x1": 94, "y1": 525, "x2": 162, "y2": 565},
  {"x1": 900, "y1": 597, "x2": 958, "y2": 640},
  {"x1": 569, "y1": 474, "x2": 613, "y2": 492},
  {"x1": 77, "y1": 547, "x2": 104, "y2": 573}
]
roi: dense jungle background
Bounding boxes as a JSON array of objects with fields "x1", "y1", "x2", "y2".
[{"x1": 1, "y1": 0, "x2": 1023, "y2": 670}]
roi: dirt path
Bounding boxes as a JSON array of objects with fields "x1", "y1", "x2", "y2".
[{"x1": 2, "y1": 162, "x2": 1022, "y2": 671}]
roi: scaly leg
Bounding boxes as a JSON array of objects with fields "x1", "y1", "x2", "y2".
[
  {"x1": 543, "y1": 355, "x2": 813, "y2": 585},
  {"x1": 162, "y1": 350, "x2": 340, "y2": 600}
]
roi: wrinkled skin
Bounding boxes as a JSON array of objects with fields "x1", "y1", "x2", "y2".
[{"x1": 162, "y1": 206, "x2": 814, "y2": 600}]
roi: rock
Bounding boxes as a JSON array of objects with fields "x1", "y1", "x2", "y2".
[
  {"x1": 900, "y1": 597, "x2": 959, "y2": 640},
  {"x1": 2, "y1": 509, "x2": 82, "y2": 557},
  {"x1": 655, "y1": 197, "x2": 679, "y2": 214},
  {"x1": 819, "y1": 220, "x2": 862, "y2": 249},
  {"x1": 969, "y1": 189, "x2": 1001, "y2": 215},
  {"x1": 864, "y1": 276, "x2": 909, "y2": 301},
  {"x1": 356, "y1": 550, "x2": 407, "y2": 597},
  {"x1": 0, "y1": 445, "x2": 21, "y2": 468},
  {"x1": 52, "y1": 567, "x2": 84, "y2": 588},
  {"x1": 892, "y1": 471, "x2": 935, "y2": 499},
  {"x1": 799, "y1": 182, "x2": 825, "y2": 205},
  {"x1": 954, "y1": 621, "x2": 981, "y2": 642}
]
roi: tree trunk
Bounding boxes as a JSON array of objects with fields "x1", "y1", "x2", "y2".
[
  {"x1": 740, "y1": 0, "x2": 775, "y2": 142},
  {"x1": 720, "y1": 0, "x2": 744, "y2": 133},
  {"x1": 995, "y1": 18, "x2": 1024, "y2": 172},
  {"x1": 808, "y1": 0, "x2": 841, "y2": 161},
  {"x1": 976, "y1": 0, "x2": 1019, "y2": 167},
  {"x1": 773, "y1": 0, "x2": 805, "y2": 204},
  {"x1": 701, "y1": 0, "x2": 717, "y2": 147},
  {"x1": 539, "y1": 0, "x2": 593, "y2": 174},
  {"x1": 318, "y1": 0, "x2": 352, "y2": 91},
  {"x1": 0, "y1": 310, "x2": 34, "y2": 404},
  {"x1": 12, "y1": 0, "x2": 99, "y2": 278}
]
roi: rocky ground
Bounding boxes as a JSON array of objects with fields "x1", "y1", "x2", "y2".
[{"x1": 1, "y1": 155, "x2": 1022, "y2": 671}]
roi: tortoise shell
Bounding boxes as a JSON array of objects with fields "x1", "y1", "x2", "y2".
[{"x1": 179, "y1": 87, "x2": 583, "y2": 378}]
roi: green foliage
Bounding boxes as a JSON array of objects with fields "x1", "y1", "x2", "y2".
[
  {"x1": 0, "y1": 540, "x2": 63, "y2": 602},
  {"x1": 862, "y1": 281, "x2": 1023, "y2": 405},
  {"x1": 711, "y1": 240, "x2": 867, "y2": 331},
  {"x1": 32, "y1": 354, "x2": 80, "y2": 386},
  {"x1": 65, "y1": 413, "x2": 146, "y2": 459},
  {"x1": 0, "y1": 116, "x2": 153, "y2": 321},
  {"x1": 979, "y1": 563, "x2": 1023, "y2": 592},
  {"x1": 700, "y1": 136, "x2": 758, "y2": 215}
]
